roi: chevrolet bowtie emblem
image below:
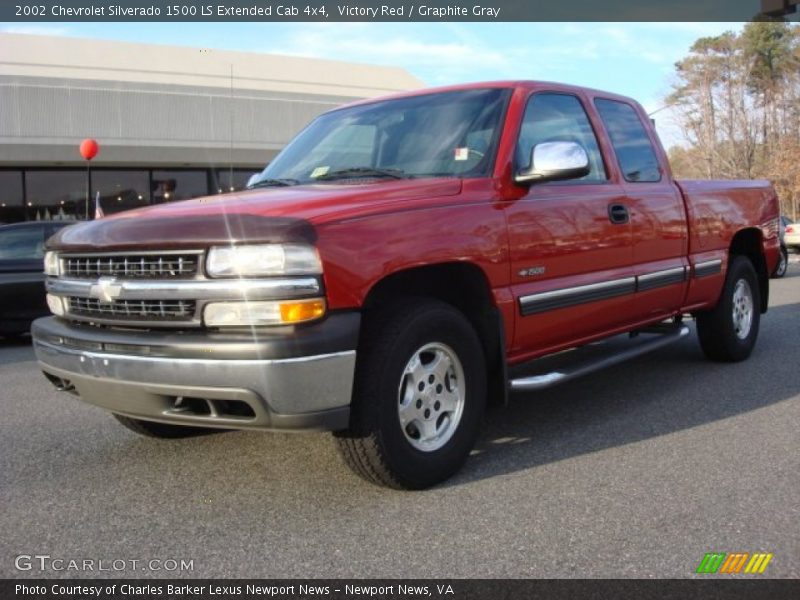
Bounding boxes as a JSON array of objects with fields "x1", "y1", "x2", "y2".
[{"x1": 89, "y1": 277, "x2": 123, "y2": 303}]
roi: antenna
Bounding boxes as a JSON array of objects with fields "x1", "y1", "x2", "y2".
[{"x1": 229, "y1": 63, "x2": 234, "y2": 192}]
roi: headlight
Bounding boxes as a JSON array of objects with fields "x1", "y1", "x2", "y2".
[
  {"x1": 44, "y1": 251, "x2": 60, "y2": 276},
  {"x1": 203, "y1": 298, "x2": 326, "y2": 327},
  {"x1": 206, "y1": 244, "x2": 322, "y2": 278}
]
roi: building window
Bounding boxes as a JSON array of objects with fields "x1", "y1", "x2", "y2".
[
  {"x1": 25, "y1": 170, "x2": 87, "y2": 221},
  {"x1": 152, "y1": 170, "x2": 209, "y2": 203},
  {"x1": 92, "y1": 170, "x2": 150, "y2": 216},
  {"x1": 216, "y1": 169, "x2": 259, "y2": 193},
  {"x1": 0, "y1": 171, "x2": 24, "y2": 224}
]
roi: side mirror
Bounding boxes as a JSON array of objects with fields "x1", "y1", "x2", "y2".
[{"x1": 515, "y1": 141, "x2": 590, "y2": 185}]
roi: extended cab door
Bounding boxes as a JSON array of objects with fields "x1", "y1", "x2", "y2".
[
  {"x1": 593, "y1": 98, "x2": 689, "y2": 322},
  {"x1": 507, "y1": 92, "x2": 635, "y2": 360}
]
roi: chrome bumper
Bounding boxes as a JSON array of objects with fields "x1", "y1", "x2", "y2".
[{"x1": 32, "y1": 316, "x2": 358, "y2": 432}]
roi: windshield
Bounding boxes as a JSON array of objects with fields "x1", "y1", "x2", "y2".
[{"x1": 250, "y1": 88, "x2": 510, "y2": 186}]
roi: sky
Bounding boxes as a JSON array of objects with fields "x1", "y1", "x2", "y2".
[{"x1": 1, "y1": 21, "x2": 745, "y2": 147}]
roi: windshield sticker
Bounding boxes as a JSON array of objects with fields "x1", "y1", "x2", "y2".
[
  {"x1": 454, "y1": 148, "x2": 470, "y2": 161},
  {"x1": 310, "y1": 166, "x2": 330, "y2": 178}
]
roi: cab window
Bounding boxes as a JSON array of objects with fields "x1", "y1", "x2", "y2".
[
  {"x1": 516, "y1": 93, "x2": 607, "y2": 182},
  {"x1": 594, "y1": 98, "x2": 661, "y2": 182}
]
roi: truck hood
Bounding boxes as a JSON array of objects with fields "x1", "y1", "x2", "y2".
[{"x1": 49, "y1": 178, "x2": 462, "y2": 251}]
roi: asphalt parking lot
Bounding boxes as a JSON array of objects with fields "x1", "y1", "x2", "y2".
[{"x1": 1, "y1": 264, "x2": 798, "y2": 579}]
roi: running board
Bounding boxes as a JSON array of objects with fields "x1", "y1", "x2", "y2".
[{"x1": 509, "y1": 324, "x2": 689, "y2": 392}]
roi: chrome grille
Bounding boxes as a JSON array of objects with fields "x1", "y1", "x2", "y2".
[
  {"x1": 63, "y1": 253, "x2": 201, "y2": 279},
  {"x1": 68, "y1": 297, "x2": 196, "y2": 321}
]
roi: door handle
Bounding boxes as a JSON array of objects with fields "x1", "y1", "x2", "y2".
[{"x1": 608, "y1": 203, "x2": 629, "y2": 225}]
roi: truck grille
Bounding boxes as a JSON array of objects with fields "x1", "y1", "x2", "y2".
[
  {"x1": 68, "y1": 297, "x2": 196, "y2": 321},
  {"x1": 63, "y1": 253, "x2": 201, "y2": 279}
]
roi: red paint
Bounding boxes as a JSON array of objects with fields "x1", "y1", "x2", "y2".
[
  {"x1": 50, "y1": 81, "x2": 781, "y2": 364},
  {"x1": 79, "y1": 138, "x2": 99, "y2": 161}
]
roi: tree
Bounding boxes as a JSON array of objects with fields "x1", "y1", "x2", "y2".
[{"x1": 666, "y1": 22, "x2": 800, "y2": 218}]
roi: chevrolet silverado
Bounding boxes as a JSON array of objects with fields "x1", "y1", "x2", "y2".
[{"x1": 32, "y1": 81, "x2": 781, "y2": 488}]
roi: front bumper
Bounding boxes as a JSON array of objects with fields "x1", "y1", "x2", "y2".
[{"x1": 32, "y1": 314, "x2": 359, "y2": 432}]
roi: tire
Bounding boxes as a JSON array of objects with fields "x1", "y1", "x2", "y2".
[
  {"x1": 772, "y1": 245, "x2": 788, "y2": 278},
  {"x1": 696, "y1": 255, "x2": 760, "y2": 362},
  {"x1": 113, "y1": 414, "x2": 221, "y2": 439},
  {"x1": 335, "y1": 299, "x2": 487, "y2": 489}
]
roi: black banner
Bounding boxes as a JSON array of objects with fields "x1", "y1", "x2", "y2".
[
  {"x1": 2, "y1": 0, "x2": 799, "y2": 22},
  {"x1": 3, "y1": 579, "x2": 800, "y2": 600}
]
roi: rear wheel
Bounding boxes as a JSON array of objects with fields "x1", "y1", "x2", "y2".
[
  {"x1": 696, "y1": 255, "x2": 760, "y2": 362},
  {"x1": 113, "y1": 415, "x2": 221, "y2": 438},
  {"x1": 335, "y1": 299, "x2": 486, "y2": 489}
]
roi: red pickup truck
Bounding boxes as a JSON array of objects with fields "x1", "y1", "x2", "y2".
[{"x1": 33, "y1": 81, "x2": 781, "y2": 489}]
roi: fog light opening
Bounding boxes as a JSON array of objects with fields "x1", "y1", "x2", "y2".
[
  {"x1": 172, "y1": 396, "x2": 212, "y2": 416},
  {"x1": 211, "y1": 399, "x2": 256, "y2": 419}
]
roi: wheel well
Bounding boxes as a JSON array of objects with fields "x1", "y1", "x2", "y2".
[
  {"x1": 730, "y1": 228, "x2": 768, "y2": 313},
  {"x1": 363, "y1": 263, "x2": 506, "y2": 402}
]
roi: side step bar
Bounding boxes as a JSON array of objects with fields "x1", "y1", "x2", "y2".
[{"x1": 509, "y1": 324, "x2": 689, "y2": 392}]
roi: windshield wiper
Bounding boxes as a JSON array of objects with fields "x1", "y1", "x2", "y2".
[
  {"x1": 314, "y1": 167, "x2": 407, "y2": 181},
  {"x1": 247, "y1": 177, "x2": 300, "y2": 189}
]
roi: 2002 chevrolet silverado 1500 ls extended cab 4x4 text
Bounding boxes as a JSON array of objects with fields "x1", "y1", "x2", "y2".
[{"x1": 32, "y1": 81, "x2": 781, "y2": 489}]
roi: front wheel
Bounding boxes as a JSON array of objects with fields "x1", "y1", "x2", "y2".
[
  {"x1": 696, "y1": 255, "x2": 761, "y2": 362},
  {"x1": 335, "y1": 299, "x2": 486, "y2": 489}
]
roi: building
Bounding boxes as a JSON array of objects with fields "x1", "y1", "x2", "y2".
[{"x1": 0, "y1": 33, "x2": 423, "y2": 223}]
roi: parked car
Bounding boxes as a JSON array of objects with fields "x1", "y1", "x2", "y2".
[
  {"x1": 783, "y1": 216, "x2": 799, "y2": 252},
  {"x1": 32, "y1": 81, "x2": 780, "y2": 488},
  {"x1": 772, "y1": 216, "x2": 791, "y2": 278},
  {"x1": 0, "y1": 221, "x2": 76, "y2": 337}
]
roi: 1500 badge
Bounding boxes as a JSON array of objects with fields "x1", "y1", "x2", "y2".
[{"x1": 519, "y1": 266, "x2": 546, "y2": 277}]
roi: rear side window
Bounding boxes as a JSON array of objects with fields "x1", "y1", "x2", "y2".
[
  {"x1": 516, "y1": 93, "x2": 607, "y2": 182},
  {"x1": 594, "y1": 99, "x2": 661, "y2": 183}
]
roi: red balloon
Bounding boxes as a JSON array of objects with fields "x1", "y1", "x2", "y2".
[{"x1": 79, "y1": 138, "x2": 99, "y2": 161}]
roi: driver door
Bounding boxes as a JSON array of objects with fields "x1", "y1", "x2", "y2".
[{"x1": 507, "y1": 92, "x2": 635, "y2": 358}]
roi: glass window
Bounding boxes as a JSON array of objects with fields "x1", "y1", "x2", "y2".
[
  {"x1": 152, "y1": 170, "x2": 209, "y2": 203},
  {"x1": 594, "y1": 99, "x2": 661, "y2": 182},
  {"x1": 92, "y1": 170, "x2": 150, "y2": 216},
  {"x1": 0, "y1": 171, "x2": 24, "y2": 224},
  {"x1": 516, "y1": 93, "x2": 607, "y2": 182},
  {"x1": 216, "y1": 169, "x2": 260, "y2": 193},
  {"x1": 0, "y1": 225, "x2": 46, "y2": 259},
  {"x1": 25, "y1": 170, "x2": 88, "y2": 221},
  {"x1": 252, "y1": 88, "x2": 510, "y2": 185}
]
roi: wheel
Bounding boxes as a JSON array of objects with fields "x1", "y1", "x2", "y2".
[
  {"x1": 696, "y1": 255, "x2": 760, "y2": 362},
  {"x1": 335, "y1": 299, "x2": 487, "y2": 489},
  {"x1": 113, "y1": 414, "x2": 221, "y2": 438},
  {"x1": 772, "y1": 245, "x2": 788, "y2": 278}
]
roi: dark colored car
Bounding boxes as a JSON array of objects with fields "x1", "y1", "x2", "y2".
[{"x1": 0, "y1": 221, "x2": 76, "y2": 337}]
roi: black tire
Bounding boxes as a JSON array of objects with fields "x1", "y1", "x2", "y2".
[
  {"x1": 335, "y1": 299, "x2": 487, "y2": 489},
  {"x1": 113, "y1": 414, "x2": 221, "y2": 438},
  {"x1": 772, "y1": 245, "x2": 788, "y2": 278},
  {"x1": 696, "y1": 255, "x2": 760, "y2": 362}
]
